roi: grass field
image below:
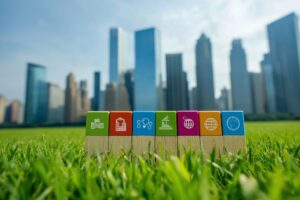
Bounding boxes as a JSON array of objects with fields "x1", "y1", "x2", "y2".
[{"x1": 0, "y1": 121, "x2": 299, "y2": 199}]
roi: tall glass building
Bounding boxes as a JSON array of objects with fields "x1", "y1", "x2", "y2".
[
  {"x1": 92, "y1": 71, "x2": 101, "y2": 110},
  {"x1": 230, "y1": 39, "x2": 253, "y2": 114},
  {"x1": 109, "y1": 27, "x2": 125, "y2": 84},
  {"x1": 267, "y1": 13, "x2": 300, "y2": 113},
  {"x1": 134, "y1": 27, "x2": 162, "y2": 110},
  {"x1": 24, "y1": 63, "x2": 47, "y2": 124},
  {"x1": 195, "y1": 33, "x2": 216, "y2": 110}
]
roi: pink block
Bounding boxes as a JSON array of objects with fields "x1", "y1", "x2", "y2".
[{"x1": 177, "y1": 110, "x2": 199, "y2": 136}]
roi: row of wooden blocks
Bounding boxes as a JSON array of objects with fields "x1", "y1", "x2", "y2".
[
  {"x1": 85, "y1": 135, "x2": 246, "y2": 157},
  {"x1": 85, "y1": 110, "x2": 246, "y2": 156}
]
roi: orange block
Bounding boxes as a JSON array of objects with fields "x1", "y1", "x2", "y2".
[
  {"x1": 199, "y1": 111, "x2": 222, "y2": 136},
  {"x1": 109, "y1": 111, "x2": 132, "y2": 136}
]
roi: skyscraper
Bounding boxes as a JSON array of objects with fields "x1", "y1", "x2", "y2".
[
  {"x1": 92, "y1": 71, "x2": 101, "y2": 111},
  {"x1": 5, "y1": 100, "x2": 23, "y2": 124},
  {"x1": 124, "y1": 70, "x2": 134, "y2": 110},
  {"x1": 105, "y1": 83, "x2": 117, "y2": 110},
  {"x1": 166, "y1": 53, "x2": 186, "y2": 110},
  {"x1": 182, "y1": 71, "x2": 190, "y2": 110},
  {"x1": 261, "y1": 53, "x2": 277, "y2": 113},
  {"x1": 230, "y1": 39, "x2": 253, "y2": 114},
  {"x1": 0, "y1": 96, "x2": 8, "y2": 124},
  {"x1": 24, "y1": 63, "x2": 48, "y2": 124},
  {"x1": 249, "y1": 72, "x2": 266, "y2": 114},
  {"x1": 195, "y1": 33, "x2": 216, "y2": 110},
  {"x1": 47, "y1": 83, "x2": 64, "y2": 124},
  {"x1": 216, "y1": 87, "x2": 231, "y2": 110},
  {"x1": 80, "y1": 80, "x2": 90, "y2": 117},
  {"x1": 64, "y1": 73, "x2": 80, "y2": 123},
  {"x1": 267, "y1": 13, "x2": 300, "y2": 113},
  {"x1": 134, "y1": 27, "x2": 162, "y2": 110},
  {"x1": 109, "y1": 27, "x2": 125, "y2": 84}
]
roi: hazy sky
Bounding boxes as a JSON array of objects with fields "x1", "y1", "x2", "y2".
[{"x1": 0, "y1": 0, "x2": 299, "y2": 102}]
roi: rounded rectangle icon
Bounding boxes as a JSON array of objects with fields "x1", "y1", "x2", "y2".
[
  {"x1": 133, "y1": 111, "x2": 155, "y2": 136},
  {"x1": 199, "y1": 111, "x2": 222, "y2": 136},
  {"x1": 156, "y1": 111, "x2": 177, "y2": 136},
  {"x1": 177, "y1": 110, "x2": 199, "y2": 136},
  {"x1": 221, "y1": 111, "x2": 245, "y2": 135},
  {"x1": 109, "y1": 111, "x2": 132, "y2": 136},
  {"x1": 86, "y1": 111, "x2": 109, "y2": 136}
]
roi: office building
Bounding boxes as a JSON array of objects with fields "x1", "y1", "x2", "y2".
[
  {"x1": 92, "y1": 71, "x2": 101, "y2": 110},
  {"x1": 216, "y1": 87, "x2": 231, "y2": 110},
  {"x1": 24, "y1": 63, "x2": 48, "y2": 124},
  {"x1": 230, "y1": 39, "x2": 253, "y2": 113},
  {"x1": 135, "y1": 27, "x2": 162, "y2": 110},
  {"x1": 249, "y1": 72, "x2": 266, "y2": 114},
  {"x1": 80, "y1": 80, "x2": 90, "y2": 117},
  {"x1": 267, "y1": 13, "x2": 300, "y2": 113},
  {"x1": 166, "y1": 53, "x2": 188, "y2": 110},
  {"x1": 261, "y1": 53, "x2": 277, "y2": 113},
  {"x1": 0, "y1": 96, "x2": 8, "y2": 124},
  {"x1": 5, "y1": 100, "x2": 23, "y2": 124},
  {"x1": 105, "y1": 83, "x2": 117, "y2": 110},
  {"x1": 124, "y1": 70, "x2": 134, "y2": 110},
  {"x1": 195, "y1": 33, "x2": 216, "y2": 109},
  {"x1": 109, "y1": 27, "x2": 125, "y2": 84},
  {"x1": 64, "y1": 73, "x2": 80, "y2": 123},
  {"x1": 47, "y1": 83, "x2": 64, "y2": 124}
]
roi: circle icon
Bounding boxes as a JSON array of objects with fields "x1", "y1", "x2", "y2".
[
  {"x1": 183, "y1": 117, "x2": 194, "y2": 129},
  {"x1": 204, "y1": 118, "x2": 218, "y2": 131},
  {"x1": 226, "y1": 116, "x2": 240, "y2": 131}
]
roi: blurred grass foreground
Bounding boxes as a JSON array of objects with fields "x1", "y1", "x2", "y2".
[{"x1": 0, "y1": 121, "x2": 300, "y2": 199}]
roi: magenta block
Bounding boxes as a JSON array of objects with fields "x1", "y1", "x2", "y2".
[{"x1": 177, "y1": 110, "x2": 200, "y2": 136}]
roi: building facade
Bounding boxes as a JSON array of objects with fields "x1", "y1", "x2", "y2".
[
  {"x1": 47, "y1": 83, "x2": 64, "y2": 124},
  {"x1": 230, "y1": 39, "x2": 253, "y2": 114},
  {"x1": 134, "y1": 27, "x2": 162, "y2": 110},
  {"x1": 166, "y1": 53, "x2": 188, "y2": 110},
  {"x1": 24, "y1": 63, "x2": 48, "y2": 124},
  {"x1": 109, "y1": 27, "x2": 125, "y2": 84},
  {"x1": 267, "y1": 13, "x2": 300, "y2": 113},
  {"x1": 261, "y1": 53, "x2": 277, "y2": 113},
  {"x1": 64, "y1": 73, "x2": 80, "y2": 123},
  {"x1": 249, "y1": 72, "x2": 266, "y2": 114},
  {"x1": 195, "y1": 34, "x2": 216, "y2": 110},
  {"x1": 92, "y1": 71, "x2": 101, "y2": 111}
]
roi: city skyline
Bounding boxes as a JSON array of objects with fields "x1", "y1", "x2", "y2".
[{"x1": 1, "y1": 1, "x2": 300, "y2": 101}]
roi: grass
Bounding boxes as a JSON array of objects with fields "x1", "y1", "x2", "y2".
[{"x1": 0, "y1": 121, "x2": 299, "y2": 199}]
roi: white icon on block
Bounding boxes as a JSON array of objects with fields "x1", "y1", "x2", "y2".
[
  {"x1": 204, "y1": 118, "x2": 218, "y2": 131},
  {"x1": 183, "y1": 116, "x2": 194, "y2": 129},
  {"x1": 159, "y1": 116, "x2": 173, "y2": 130},
  {"x1": 91, "y1": 119, "x2": 104, "y2": 129},
  {"x1": 226, "y1": 116, "x2": 240, "y2": 131},
  {"x1": 137, "y1": 118, "x2": 153, "y2": 130},
  {"x1": 115, "y1": 117, "x2": 126, "y2": 131}
]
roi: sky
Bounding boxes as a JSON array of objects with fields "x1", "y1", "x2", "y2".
[{"x1": 0, "y1": 0, "x2": 300, "y2": 102}]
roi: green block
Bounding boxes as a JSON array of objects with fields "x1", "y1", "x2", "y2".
[
  {"x1": 86, "y1": 111, "x2": 109, "y2": 136},
  {"x1": 155, "y1": 111, "x2": 177, "y2": 136}
]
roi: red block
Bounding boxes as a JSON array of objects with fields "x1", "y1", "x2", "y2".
[{"x1": 109, "y1": 111, "x2": 132, "y2": 136}]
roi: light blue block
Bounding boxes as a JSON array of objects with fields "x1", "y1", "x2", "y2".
[
  {"x1": 221, "y1": 111, "x2": 245, "y2": 135},
  {"x1": 133, "y1": 111, "x2": 155, "y2": 136}
]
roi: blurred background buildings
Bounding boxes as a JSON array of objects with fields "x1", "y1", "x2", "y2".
[{"x1": 1, "y1": 11, "x2": 300, "y2": 125}]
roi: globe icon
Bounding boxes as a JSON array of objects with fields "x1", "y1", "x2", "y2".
[
  {"x1": 226, "y1": 116, "x2": 240, "y2": 131},
  {"x1": 204, "y1": 118, "x2": 218, "y2": 131},
  {"x1": 183, "y1": 118, "x2": 194, "y2": 129}
]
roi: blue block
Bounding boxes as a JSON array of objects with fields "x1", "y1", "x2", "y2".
[
  {"x1": 221, "y1": 111, "x2": 245, "y2": 135},
  {"x1": 133, "y1": 111, "x2": 155, "y2": 136}
]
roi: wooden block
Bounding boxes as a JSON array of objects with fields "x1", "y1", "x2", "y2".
[
  {"x1": 178, "y1": 136, "x2": 201, "y2": 156},
  {"x1": 85, "y1": 111, "x2": 109, "y2": 156},
  {"x1": 109, "y1": 136, "x2": 132, "y2": 156},
  {"x1": 132, "y1": 136, "x2": 155, "y2": 157},
  {"x1": 223, "y1": 136, "x2": 246, "y2": 154},
  {"x1": 85, "y1": 136, "x2": 109, "y2": 156},
  {"x1": 155, "y1": 136, "x2": 177, "y2": 158},
  {"x1": 221, "y1": 111, "x2": 246, "y2": 154},
  {"x1": 201, "y1": 136, "x2": 224, "y2": 157},
  {"x1": 199, "y1": 111, "x2": 222, "y2": 136}
]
